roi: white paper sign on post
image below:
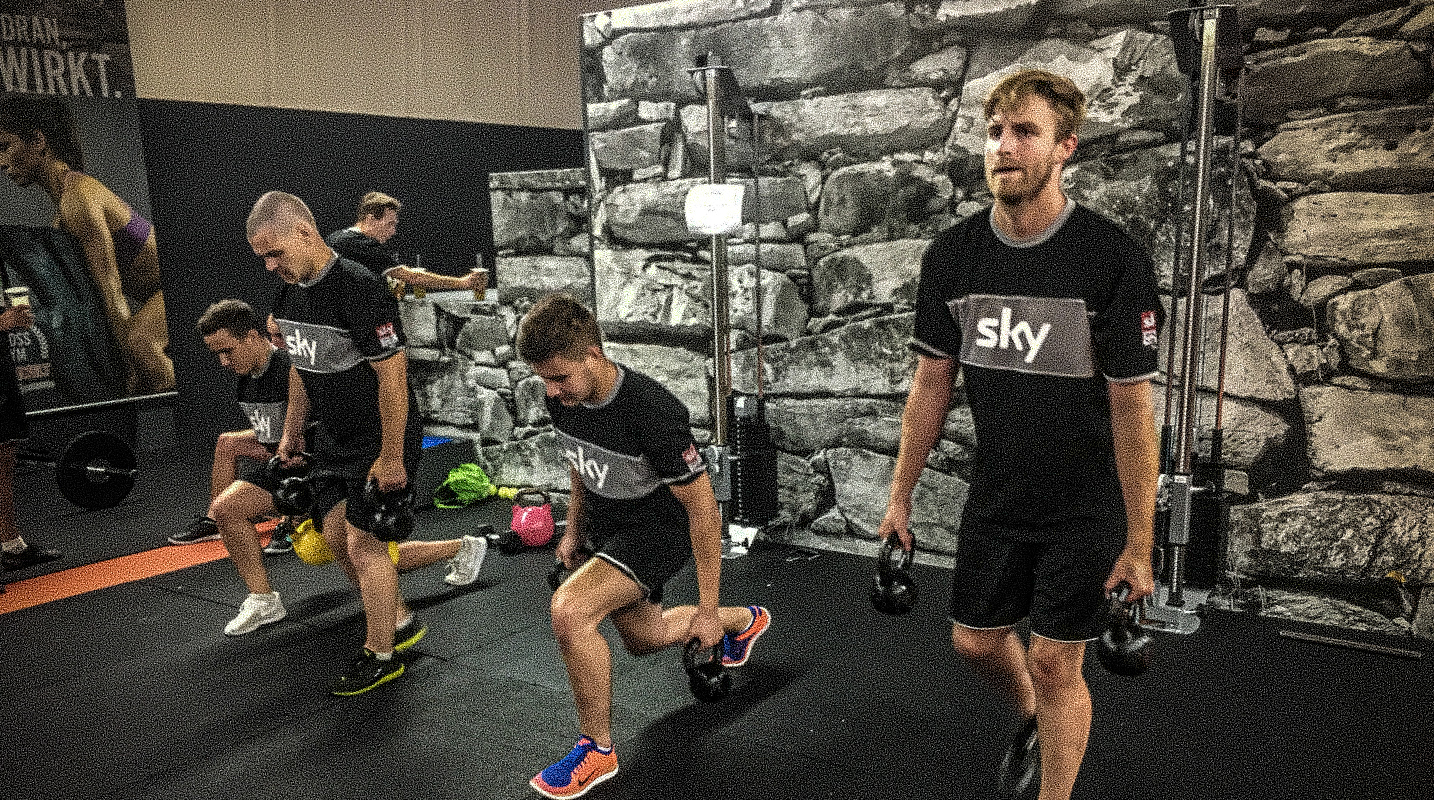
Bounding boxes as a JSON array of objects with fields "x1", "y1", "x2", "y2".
[{"x1": 684, "y1": 183, "x2": 746, "y2": 236}]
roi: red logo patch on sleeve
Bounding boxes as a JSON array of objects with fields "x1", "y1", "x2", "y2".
[
  {"x1": 1141, "y1": 310, "x2": 1159, "y2": 347},
  {"x1": 376, "y1": 321, "x2": 398, "y2": 348},
  {"x1": 682, "y1": 443, "x2": 704, "y2": 472}
]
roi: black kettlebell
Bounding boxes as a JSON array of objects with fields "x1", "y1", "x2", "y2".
[
  {"x1": 364, "y1": 478, "x2": 416, "y2": 543},
  {"x1": 870, "y1": 536, "x2": 918, "y2": 616},
  {"x1": 266, "y1": 452, "x2": 312, "y2": 516},
  {"x1": 491, "y1": 528, "x2": 525, "y2": 555},
  {"x1": 682, "y1": 638, "x2": 731, "y2": 703},
  {"x1": 546, "y1": 546, "x2": 594, "y2": 592},
  {"x1": 489, "y1": 519, "x2": 570, "y2": 556},
  {"x1": 1097, "y1": 583, "x2": 1153, "y2": 677}
]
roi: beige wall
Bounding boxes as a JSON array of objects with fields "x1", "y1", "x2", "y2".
[{"x1": 125, "y1": 0, "x2": 649, "y2": 129}]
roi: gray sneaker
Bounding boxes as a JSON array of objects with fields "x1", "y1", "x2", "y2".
[
  {"x1": 443, "y1": 534, "x2": 488, "y2": 586},
  {"x1": 224, "y1": 592, "x2": 287, "y2": 635}
]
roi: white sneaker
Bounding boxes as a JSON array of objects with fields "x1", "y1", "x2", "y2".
[
  {"x1": 224, "y1": 592, "x2": 287, "y2": 635},
  {"x1": 444, "y1": 535, "x2": 488, "y2": 586}
]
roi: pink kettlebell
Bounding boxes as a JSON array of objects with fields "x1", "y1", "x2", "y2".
[{"x1": 511, "y1": 488, "x2": 555, "y2": 548}]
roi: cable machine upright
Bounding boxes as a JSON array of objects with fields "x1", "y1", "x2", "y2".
[
  {"x1": 1145, "y1": 4, "x2": 1246, "y2": 635},
  {"x1": 686, "y1": 54, "x2": 779, "y2": 555}
]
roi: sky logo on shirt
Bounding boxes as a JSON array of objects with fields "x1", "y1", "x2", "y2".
[
  {"x1": 286, "y1": 329, "x2": 319, "y2": 367},
  {"x1": 973, "y1": 306, "x2": 1052, "y2": 364},
  {"x1": 566, "y1": 444, "x2": 611, "y2": 491},
  {"x1": 248, "y1": 409, "x2": 274, "y2": 441}
]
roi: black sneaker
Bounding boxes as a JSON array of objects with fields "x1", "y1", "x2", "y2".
[
  {"x1": 170, "y1": 515, "x2": 220, "y2": 545},
  {"x1": 997, "y1": 715, "x2": 1041, "y2": 798},
  {"x1": 263, "y1": 519, "x2": 295, "y2": 554},
  {"x1": 329, "y1": 649, "x2": 405, "y2": 696},
  {"x1": 2, "y1": 543, "x2": 62, "y2": 572}
]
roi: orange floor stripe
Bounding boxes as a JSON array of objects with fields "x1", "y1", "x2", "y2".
[{"x1": 0, "y1": 521, "x2": 279, "y2": 616}]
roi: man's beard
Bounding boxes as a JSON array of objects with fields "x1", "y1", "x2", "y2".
[{"x1": 989, "y1": 157, "x2": 1057, "y2": 205}]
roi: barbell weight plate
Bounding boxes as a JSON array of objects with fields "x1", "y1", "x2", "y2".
[{"x1": 55, "y1": 430, "x2": 138, "y2": 510}]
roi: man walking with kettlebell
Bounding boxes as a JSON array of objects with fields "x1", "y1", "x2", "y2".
[
  {"x1": 249, "y1": 190, "x2": 427, "y2": 696},
  {"x1": 879, "y1": 69, "x2": 1161, "y2": 800},
  {"x1": 517, "y1": 293, "x2": 771, "y2": 799}
]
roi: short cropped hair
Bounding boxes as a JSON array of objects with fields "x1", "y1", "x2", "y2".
[
  {"x1": 246, "y1": 190, "x2": 317, "y2": 240},
  {"x1": 357, "y1": 191, "x2": 402, "y2": 223},
  {"x1": 984, "y1": 69, "x2": 1087, "y2": 143},
  {"x1": 516, "y1": 293, "x2": 603, "y2": 364},
  {"x1": 196, "y1": 298, "x2": 262, "y2": 339},
  {"x1": 0, "y1": 94, "x2": 85, "y2": 171}
]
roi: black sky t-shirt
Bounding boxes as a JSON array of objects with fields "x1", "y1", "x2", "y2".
[
  {"x1": 326, "y1": 228, "x2": 398, "y2": 280},
  {"x1": 272, "y1": 255, "x2": 412, "y2": 454},
  {"x1": 912, "y1": 203, "x2": 1161, "y2": 540},
  {"x1": 547, "y1": 364, "x2": 706, "y2": 530},
  {"x1": 235, "y1": 346, "x2": 290, "y2": 448}
]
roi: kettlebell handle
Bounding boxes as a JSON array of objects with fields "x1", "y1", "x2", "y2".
[
  {"x1": 682, "y1": 637, "x2": 723, "y2": 670},
  {"x1": 266, "y1": 451, "x2": 312, "y2": 470},
  {"x1": 877, "y1": 535, "x2": 914, "y2": 577},
  {"x1": 365, "y1": 476, "x2": 413, "y2": 499},
  {"x1": 515, "y1": 487, "x2": 551, "y2": 507}
]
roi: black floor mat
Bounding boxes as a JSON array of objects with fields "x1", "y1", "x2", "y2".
[{"x1": 4, "y1": 444, "x2": 1431, "y2": 799}]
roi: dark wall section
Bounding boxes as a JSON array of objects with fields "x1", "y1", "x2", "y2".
[{"x1": 136, "y1": 99, "x2": 583, "y2": 449}]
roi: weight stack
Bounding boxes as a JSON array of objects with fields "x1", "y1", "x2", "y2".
[
  {"x1": 729, "y1": 394, "x2": 778, "y2": 526},
  {"x1": 1185, "y1": 443, "x2": 1230, "y2": 590}
]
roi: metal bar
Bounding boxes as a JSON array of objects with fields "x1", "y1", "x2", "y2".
[
  {"x1": 1279, "y1": 630, "x2": 1424, "y2": 660},
  {"x1": 1213, "y1": 68, "x2": 1245, "y2": 433},
  {"x1": 1174, "y1": 10, "x2": 1220, "y2": 478},
  {"x1": 25, "y1": 391, "x2": 178, "y2": 418},
  {"x1": 1166, "y1": 9, "x2": 1223, "y2": 609},
  {"x1": 704, "y1": 58, "x2": 733, "y2": 450}
]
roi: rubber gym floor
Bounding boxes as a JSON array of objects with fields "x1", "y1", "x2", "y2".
[{"x1": 4, "y1": 443, "x2": 1431, "y2": 800}]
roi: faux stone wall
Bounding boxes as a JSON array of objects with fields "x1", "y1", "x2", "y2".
[{"x1": 415, "y1": 1, "x2": 1434, "y2": 639}]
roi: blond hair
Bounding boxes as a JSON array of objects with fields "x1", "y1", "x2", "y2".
[{"x1": 984, "y1": 69, "x2": 1087, "y2": 142}]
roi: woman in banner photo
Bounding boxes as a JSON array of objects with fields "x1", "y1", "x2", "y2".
[{"x1": 0, "y1": 94, "x2": 174, "y2": 395}]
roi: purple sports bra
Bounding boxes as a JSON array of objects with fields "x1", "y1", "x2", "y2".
[{"x1": 63, "y1": 170, "x2": 152, "y2": 268}]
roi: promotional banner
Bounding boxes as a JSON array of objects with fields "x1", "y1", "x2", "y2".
[{"x1": 1, "y1": 0, "x2": 172, "y2": 412}]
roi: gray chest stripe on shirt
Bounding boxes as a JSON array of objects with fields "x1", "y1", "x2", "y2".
[
  {"x1": 950, "y1": 294, "x2": 1095, "y2": 378},
  {"x1": 276, "y1": 320, "x2": 366, "y2": 374},
  {"x1": 239, "y1": 401, "x2": 286, "y2": 445},
  {"x1": 556, "y1": 430, "x2": 664, "y2": 500}
]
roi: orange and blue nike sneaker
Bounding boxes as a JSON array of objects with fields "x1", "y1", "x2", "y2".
[
  {"x1": 722, "y1": 605, "x2": 771, "y2": 667},
  {"x1": 530, "y1": 735, "x2": 618, "y2": 799}
]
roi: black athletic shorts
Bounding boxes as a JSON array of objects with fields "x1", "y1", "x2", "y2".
[
  {"x1": 309, "y1": 432, "x2": 422, "y2": 534},
  {"x1": 586, "y1": 504, "x2": 693, "y2": 606},
  {"x1": 949, "y1": 521, "x2": 1126, "y2": 642},
  {"x1": 0, "y1": 377, "x2": 29, "y2": 443}
]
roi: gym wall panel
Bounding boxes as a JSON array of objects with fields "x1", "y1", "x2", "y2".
[{"x1": 125, "y1": 0, "x2": 654, "y2": 129}]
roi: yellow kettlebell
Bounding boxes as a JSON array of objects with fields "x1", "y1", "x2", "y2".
[{"x1": 291, "y1": 518, "x2": 399, "y2": 566}]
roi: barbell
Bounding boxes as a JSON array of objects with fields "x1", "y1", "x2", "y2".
[{"x1": 18, "y1": 430, "x2": 139, "y2": 510}]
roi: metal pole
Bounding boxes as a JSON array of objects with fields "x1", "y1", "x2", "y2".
[
  {"x1": 706, "y1": 60, "x2": 733, "y2": 451},
  {"x1": 1165, "y1": 8, "x2": 1222, "y2": 611}
]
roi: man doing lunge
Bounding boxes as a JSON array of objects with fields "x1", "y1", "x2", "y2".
[{"x1": 517, "y1": 293, "x2": 771, "y2": 800}]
